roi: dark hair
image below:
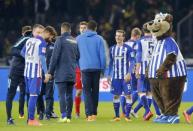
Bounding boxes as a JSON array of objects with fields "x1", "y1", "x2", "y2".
[
  {"x1": 22, "y1": 26, "x2": 32, "y2": 34},
  {"x1": 44, "y1": 26, "x2": 57, "y2": 38},
  {"x1": 61, "y1": 22, "x2": 71, "y2": 32},
  {"x1": 116, "y1": 29, "x2": 126, "y2": 37},
  {"x1": 87, "y1": 20, "x2": 97, "y2": 31},
  {"x1": 33, "y1": 24, "x2": 45, "y2": 30},
  {"x1": 79, "y1": 21, "x2": 88, "y2": 26}
]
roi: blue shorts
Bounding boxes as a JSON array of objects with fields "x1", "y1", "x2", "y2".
[
  {"x1": 25, "y1": 77, "x2": 42, "y2": 94},
  {"x1": 111, "y1": 79, "x2": 131, "y2": 95},
  {"x1": 131, "y1": 73, "x2": 137, "y2": 92},
  {"x1": 137, "y1": 74, "x2": 151, "y2": 93}
]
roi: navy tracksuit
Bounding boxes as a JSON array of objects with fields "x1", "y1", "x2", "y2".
[
  {"x1": 48, "y1": 32, "x2": 79, "y2": 119},
  {"x1": 6, "y1": 33, "x2": 31, "y2": 120}
]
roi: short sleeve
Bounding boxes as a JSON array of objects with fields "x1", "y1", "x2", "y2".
[
  {"x1": 165, "y1": 38, "x2": 178, "y2": 55},
  {"x1": 39, "y1": 40, "x2": 46, "y2": 56}
]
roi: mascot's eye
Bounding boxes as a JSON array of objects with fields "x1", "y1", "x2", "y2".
[{"x1": 158, "y1": 20, "x2": 161, "y2": 22}]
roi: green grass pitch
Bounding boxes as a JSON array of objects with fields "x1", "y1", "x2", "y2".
[{"x1": 0, "y1": 102, "x2": 192, "y2": 131}]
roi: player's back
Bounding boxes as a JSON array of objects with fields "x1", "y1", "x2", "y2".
[
  {"x1": 23, "y1": 37, "x2": 45, "y2": 78},
  {"x1": 139, "y1": 36, "x2": 155, "y2": 63}
]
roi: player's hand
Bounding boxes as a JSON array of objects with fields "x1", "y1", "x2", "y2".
[
  {"x1": 44, "y1": 73, "x2": 52, "y2": 83},
  {"x1": 156, "y1": 66, "x2": 166, "y2": 79},
  {"x1": 124, "y1": 73, "x2": 131, "y2": 82},
  {"x1": 107, "y1": 76, "x2": 111, "y2": 84}
]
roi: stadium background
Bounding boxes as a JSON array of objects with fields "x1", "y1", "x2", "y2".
[{"x1": 0, "y1": 0, "x2": 193, "y2": 101}]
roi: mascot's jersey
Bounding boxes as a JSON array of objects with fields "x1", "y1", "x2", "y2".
[
  {"x1": 109, "y1": 44, "x2": 133, "y2": 79},
  {"x1": 148, "y1": 37, "x2": 187, "y2": 78},
  {"x1": 136, "y1": 35, "x2": 156, "y2": 75}
]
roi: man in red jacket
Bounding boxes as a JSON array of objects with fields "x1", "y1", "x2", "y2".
[{"x1": 75, "y1": 21, "x2": 87, "y2": 118}]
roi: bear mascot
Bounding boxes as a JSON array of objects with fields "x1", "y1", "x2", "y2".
[{"x1": 146, "y1": 13, "x2": 187, "y2": 124}]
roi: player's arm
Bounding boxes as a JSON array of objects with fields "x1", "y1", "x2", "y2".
[
  {"x1": 135, "y1": 40, "x2": 142, "y2": 78},
  {"x1": 20, "y1": 44, "x2": 26, "y2": 58},
  {"x1": 39, "y1": 42, "x2": 47, "y2": 73},
  {"x1": 107, "y1": 47, "x2": 113, "y2": 83},
  {"x1": 11, "y1": 37, "x2": 29, "y2": 57},
  {"x1": 156, "y1": 38, "x2": 177, "y2": 78},
  {"x1": 124, "y1": 46, "x2": 133, "y2": 82},
  {"x1": 99, "y1": 37, "x2": 106, "y2": 71}
]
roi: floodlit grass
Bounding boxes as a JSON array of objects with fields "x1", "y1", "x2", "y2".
[{"x1": 0, "y1": 102, "x2": 192, "y2": 131}]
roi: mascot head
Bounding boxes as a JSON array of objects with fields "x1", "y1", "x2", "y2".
[{"x1": 146, "y1": 13, "x2": 173, "y2": 39}]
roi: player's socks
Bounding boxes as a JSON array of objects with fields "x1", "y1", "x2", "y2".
[
  {"x1": 120, "y1": 96, "x2": 126, "y2": 115},
  {"x1": 140, "y1": 95, "x2": 150, "y2": 115},
  {"x1": 28, "y1": 95, "x2": 38, "y2": 120},
  {"x1": 186, "y1": 106, "x2": 193, "y2": 115},
  {"x1": 62, "y1": 112, "x2": 66, "y2": 119},
  {"x1": 147, "y1": 96, "x2": 152, "y2": 107},
  {"x1": 125, "y1": 99, "x2": 132, "y2": 118},
  {"x1": 133, "y1": 100, "x2": 143, "y2": 113},
  {"x1": 113, "y1": 98, "x2": 120, "y2": 118},
  {"x1": 152, "y1": 99, "x2": 161, "y2": 116},
  {"x1": 75, "y1": 96, "x2": 81, "y2": 116},
  {"x1": 131, "y1": 91, "x2": 138, "y2": 106}
]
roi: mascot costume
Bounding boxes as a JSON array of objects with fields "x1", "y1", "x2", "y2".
[{"x1": 146, "y1": 13, "x2": 187, "y2": 124}]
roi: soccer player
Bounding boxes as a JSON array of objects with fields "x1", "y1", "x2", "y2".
[
  {"x1": 183, "y1": 106, "x2": 193, "y2": 124},
  {"x1": 74, "y1": 21, "x2": 87, "y2": 118},
  {"x1": 36, "y1": 26, "x2": 58, "y2": 120},
  {"x1": 6, "y1": 26, "x2": 32, "y2": 125},
  {"x1": 134, "y1": 23, "x2": 159, "y2": 121},
  {"x1": 124, "y1": 28, "x2": 142, "y2": 117},
  {"x1": 21, "y1": 25, "x2": 54, "y2": 126},
  {"x1": 108, "y1": 30, "x2": 133, "y2": 122}
]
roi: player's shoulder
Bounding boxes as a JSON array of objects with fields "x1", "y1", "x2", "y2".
[
  {"x1": 164, "y1": 36, "x2": 177, "y2": 45},
  {"x1": 123, "y1": 43, "x2": 132, "y2": 50}
]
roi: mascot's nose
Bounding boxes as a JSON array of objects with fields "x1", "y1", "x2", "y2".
[{"x1": 148, "y1": 21, "x2": 154, "y2": 26}]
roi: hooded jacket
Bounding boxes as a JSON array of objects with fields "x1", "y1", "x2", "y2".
[{"x1": 76, "y1": 30, "x2": 106, "y2": 71}]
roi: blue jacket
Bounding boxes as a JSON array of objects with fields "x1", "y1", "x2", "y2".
[
  {"x1": 76, "y1": 30, "x2": 106, "y2": 71},
  {"x1": 48, "y1": 32, "x2": 79, "y2": 83}
]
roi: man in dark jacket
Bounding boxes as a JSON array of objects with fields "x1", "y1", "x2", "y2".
[
  {"x1": 47, "y1": 22, "x2": 79, "y2": 123},
  {"x1": 6, "y1": 26, "x2": 32, "y2": 125}
]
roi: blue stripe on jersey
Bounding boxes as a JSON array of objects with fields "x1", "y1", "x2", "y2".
[
  {"x1": 29, "y1": 63, "x2": 32, "y2": 78},
  {"x1": 35, "y1": 63, "x2": 38, "y2": 78}
]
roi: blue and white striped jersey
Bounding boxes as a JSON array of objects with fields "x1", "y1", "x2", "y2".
[
  {"x1": 109, "y1": 44, "x2": 133, "y2": 79},
  {"x1": 125, "y1": 40, "x2": 137, "y2": 73},
  {"x1": 21, "y1": 36, "x2": 46, "y2": 78},
  {"x1": 136, "y1": 36, "x2": 155, "y2": 75},
  {"x1": 148, "y1": 37, "x2": 187, "y2": 78}
]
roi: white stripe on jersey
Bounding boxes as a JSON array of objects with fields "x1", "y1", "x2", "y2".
[{"x1": 118, "y1": 46, "x2": 123, "y2": 79}]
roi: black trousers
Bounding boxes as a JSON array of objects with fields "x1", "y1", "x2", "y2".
[
  {"x1": 6, "y1": 74, "x2": 27, "y2": 119},
  {"x1": 82, "y1": 71, "x2": 101, "y2": 116},
  {"x1": 36, "y1": 80, "x2": 55, "y2": 115}
]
